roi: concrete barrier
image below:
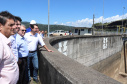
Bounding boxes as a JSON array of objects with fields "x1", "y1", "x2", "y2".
[
  {"x1": 52, "y1": 35, "x2": 122, "y2": 66},
  {"x1": 38, "y1": 35, "x2": 121, "y2": 84}
]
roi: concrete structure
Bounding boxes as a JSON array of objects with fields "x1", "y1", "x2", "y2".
[
  {"x1": 38, "y1": 35, "x2": 122, "y2": 84},
  {"x1": 53, "y1": 35, "x2": 122, "y2": 67}
]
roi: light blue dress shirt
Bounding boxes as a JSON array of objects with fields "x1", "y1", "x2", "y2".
[
  {"x1": 41, "y1": 33, "x2": 44, "y2": 38},
  {"x1": 16, "y1": 34, "x2": 29, "y2": 58},
  {"x1": 8, "y1": 34, "x2": 18, "y2": 61}
]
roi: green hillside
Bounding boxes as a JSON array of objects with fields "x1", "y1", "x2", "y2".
[{"x1": 21, "y1": 22, "x2": 74, "y2": 32}]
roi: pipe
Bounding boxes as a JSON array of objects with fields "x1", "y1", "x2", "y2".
[{"x1": 124, "y1": 40, "x2": 127, "y2": 73}]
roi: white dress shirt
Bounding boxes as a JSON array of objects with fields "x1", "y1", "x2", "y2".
[
  {"x1": 24, "y1": 32, "x2": 45, "y2": 51},
  {"x1": 0, "y1": 33, "x2": 19, "y2": 84},
  {"x1": 8, "y1": 34, "x2": 18, "y2": 61}
]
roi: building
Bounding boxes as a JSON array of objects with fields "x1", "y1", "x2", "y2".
[
  {"x1": 108, "y1": 19, "x2": 127, "y2": 33},
  {"x1": 73, "y1": 27, "x2": 92, "y2": 35}
]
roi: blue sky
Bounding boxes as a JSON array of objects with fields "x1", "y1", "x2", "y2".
[{"x1": 0, "y1": 0, "x2": 127, "y2": 27}]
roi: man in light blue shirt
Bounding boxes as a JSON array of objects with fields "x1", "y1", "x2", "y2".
[
  {"x1": 17, "y1": 33, "x2": 28, "y2": 58},
  {"x1": 16, "y1": 26, "x2": 28, "y2": 58},
  {"x1": 40, "y1": 30, "x2": 44, "y2": 39},
  {"x1": 8, "y1": 16, "x2": 22, "y2": 62},
  {"x1": 16, "y1": 24, "x2": 29, "y2": 84},
  {"x1": 9, "y1": 34, "x2": 18, "y2": 60}
]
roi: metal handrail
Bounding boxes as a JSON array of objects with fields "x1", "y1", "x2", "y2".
[{"x1": 123, "y1": 40, "x2": 127, "y2": 73}]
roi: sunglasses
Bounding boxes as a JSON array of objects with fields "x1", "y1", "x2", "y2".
[{"x1": 21, "y1": 30, "x2": 26, "y2": 32}]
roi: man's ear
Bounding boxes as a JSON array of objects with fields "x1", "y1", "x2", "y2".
[{"x1": 0, "y1": 23, "x2": 2, "y2": 31}]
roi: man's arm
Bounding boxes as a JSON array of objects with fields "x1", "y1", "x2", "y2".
[
  {"x1": 43, "y1": 45, "x2": 53, "y2": 52},
  {"x1": 38, "y1": 34, "x2": 53, "y2": 52}
]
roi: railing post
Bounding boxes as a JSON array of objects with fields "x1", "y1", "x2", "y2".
[{"x1": 124, "y1": 40, "x2": 127, "y2": 73}]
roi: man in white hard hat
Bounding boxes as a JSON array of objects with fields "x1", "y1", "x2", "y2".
[{"x1": 26, "y1": 20, "x2": 36, "y2": 33}]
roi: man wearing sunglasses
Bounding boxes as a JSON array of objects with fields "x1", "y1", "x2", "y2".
[
  {"x1": 16, "y1": 24, "x2": 29, "y2": 84},
  {"x1": 8, "y1": 16, "x2": 22, "y2": 62}
]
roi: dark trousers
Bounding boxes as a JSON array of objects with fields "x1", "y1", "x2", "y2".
[{"x1": 17, "y1": 57, "x2": 28, "y2": 84}]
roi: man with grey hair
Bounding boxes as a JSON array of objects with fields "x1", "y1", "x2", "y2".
[{"x1": 16, "y1": 24, "x2": 29, "y2": 84}]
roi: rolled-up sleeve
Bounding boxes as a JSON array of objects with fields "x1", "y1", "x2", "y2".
[{"x1": 38, "y1": 34, "x2": 45, "y2": 46}]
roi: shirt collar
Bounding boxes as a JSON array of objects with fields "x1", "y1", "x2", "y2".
[
  {"x1": 0, "y1": 33, "x2": 11, "y2": 46},
  {"x1": 17, "y1": 34, "x2": 24, "y2": 39},
  {"x1": 12, "y1": 33, "x2": 17, "y2": 39},
  {"x1": 29, "y1": 32, "x2": 37, "y2": 36},
  {"x1": 14, "y1": 33, "x2": 17, "y2": 37}
]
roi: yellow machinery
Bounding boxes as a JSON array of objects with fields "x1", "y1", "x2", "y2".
[{"x1": 117, "y1": 25, "x2": 126, "y2": 33}]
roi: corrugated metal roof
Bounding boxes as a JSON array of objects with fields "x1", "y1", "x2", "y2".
[{"x1": 74, "y1": 27, "x2": 92, "y2": 29}]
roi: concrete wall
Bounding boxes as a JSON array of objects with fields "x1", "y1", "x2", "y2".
[
  {"x1": 52, "y1": 35, "x2": 122, "y2": 67},
  {"x1": 38, "y1": 35, "x2": 122, "y2": 84},
  {"x1": 91, "y1": 51, "x2": 121, "y2": 77}
]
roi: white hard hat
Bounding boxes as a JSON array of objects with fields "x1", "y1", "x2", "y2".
[{"x1": 30, "y1": 20, "x2": 36, "y2": 24}]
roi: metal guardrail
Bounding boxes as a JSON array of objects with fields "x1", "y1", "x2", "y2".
[
  {"x1": 94, "y1": 31, "x2": 127, "y2": 35},
  {"x1": 123, "y1": 40, "x2": 127, "y2": 73}
]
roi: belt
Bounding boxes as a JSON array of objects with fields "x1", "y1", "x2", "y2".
[
  {"x1": 19, "y1": 57, "x2": 27, "y2": 59},
  {"x1": 29, "y1": 50, "x2": 37, "y2": 53}
]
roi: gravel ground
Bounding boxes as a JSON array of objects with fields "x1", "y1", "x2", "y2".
[{"x1": 30, "y1": 77, "x2": 41, "y2": 84}]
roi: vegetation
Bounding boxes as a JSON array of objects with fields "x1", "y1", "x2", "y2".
[
  {"x1": 92, "y1": 22, "x2": 113, "y2": 31},
  {"x1": 21, "y1": 22, "x2": 74, "y2": 32},
  {"x1": 92, "y1": 22, "x2": 110, "y2": 27}
]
